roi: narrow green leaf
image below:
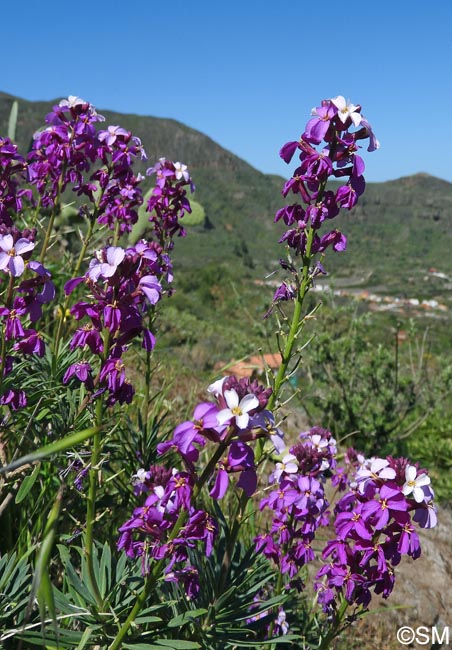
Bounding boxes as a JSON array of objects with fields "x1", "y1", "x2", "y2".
[
  {"x1": 226, "y1": 634, "x2": 302, "y2": 646},
  {"x1": 26, "y1": 488, "x2": 64, "y2": 648},
  {"x1": 15, "y1": 464, "x2": 41, "y2": 504},
  {"x1": 0, "y1": 426, "x2": 100, "y2": 474},
  {"x1": 134, "y1": 615, "x2": 163, "y2": 624},
  {"x1": 167, "y1": 608, "x2": 208, "y2": 628},
  {"x1": 64, "y1": 560, "x2": 97, "y2": 606},
  {"x1": 36, "y1": 408, "x2": 51, "y2": 421},
  {"x1": 99, "y1": 542, "x2": 112, "y2": 598},
  {"x1": 123, "y1": 644, "x2": 165, "y2": 650},
  {"x1": 156, "y1": 641, "x2": 201, "y2": 649},
  {"x1": 7, "y1": 100, "x2": 18, "y2": 141},
  {"x1": 75, "y1": 626, "x2": 96, "y2": 649}
]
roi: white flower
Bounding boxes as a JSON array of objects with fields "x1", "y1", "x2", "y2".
[
  {"x1": 402, "y1": 465, "x2": 431, "y2": 503},
  {"x1": 131, "y1": 468, "x2": 150, "y2": 485},
  {"x1": 59, "y1": 95, "x2": 87, "y2": 109},
  {"x1": 216, "y1": 389, "x2": 259, "y2": 430},
  {"x1": 331, "y1": 95, "x2": 362, "y2": 126},
  {"x1": 207, "y1": 377, "x2": 227, "y2": 397},
  {"x1": 174, "y1": 162, "x2": 189, "y2": 181}
]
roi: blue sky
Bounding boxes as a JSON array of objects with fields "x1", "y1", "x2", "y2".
[{"x1": 2, "y1": 0, "x2": 452, "y2": 183}]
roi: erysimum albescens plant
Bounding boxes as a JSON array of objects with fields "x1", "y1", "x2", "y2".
[{"x1": 0, "y1": 94, "x2": 438, "y2": 649}]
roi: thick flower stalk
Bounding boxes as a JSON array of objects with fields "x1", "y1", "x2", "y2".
[{"x1": 266, "y1": 96, "x2": 379, "y2": 413}]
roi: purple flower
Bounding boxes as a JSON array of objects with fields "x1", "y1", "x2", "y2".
[
  {"x1": 63, "y1": 361, "x2": 94, "y2": 389},
  {"x1": 0, "y1": 388, "x2": 27, "y2": 410},
  {"x1": 361, "y1": 484, "x2": 408, "y2": 530},
  {"x1": 279, "y1": 141, "x2": 299, "y2": 164},
  {"x1": 304, "y1": 103, "x2": 337, "y2": 144},
  {"x1": 12, "y1": 329, "x2": 45, "y2": 357},
  {"x1": 209, "y1": 467, "x2": 229, "y2": 499},
  {"x1": 335, "y1": 505, "x2": 373, "y2": 541},
  {"x1": 138, "y1": 275, "x2": 162, "y2": 305}
]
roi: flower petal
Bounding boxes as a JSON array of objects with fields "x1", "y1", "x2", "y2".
[
  {"x1": 216, "y1": 408, "x2": 233, "y2": 426},
  {"x1": 239, "y1": 394, "x2": 259, "y2": 414}
]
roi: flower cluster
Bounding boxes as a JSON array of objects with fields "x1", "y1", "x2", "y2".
[
  {"x1": 0, "y1": 137, "x2": 31, "y2": 228},
  {"x1": 269, "y1": 95, "x2": 378, "y2": 312},
  {"x1": 158, "y1": 375, "x2": 282, "y2": 499},
  {"x1": 118, "y1": 376, "x2": 284, "y2": 594},
  {"x1": 64, "y1": 241, "x2": 166, "y2": 404},
  {"x1": 256, "y1": 427, "x2": 336, "y2": 578},
  {"x1": 315, "y1": 455, "x2": 436, "y2": 612},
  {"x1": 117, "y1": 464, "x2": 217, "y2": 598},
  {"x1": 28, "y1": 96, "x2": 146, "y2": 234},
  {"x1": 0, "y1": 233, "x2": 55, "y2": 409},
  {"x1": 146, "y1": 158, "x2": 194, "y2": 248}
]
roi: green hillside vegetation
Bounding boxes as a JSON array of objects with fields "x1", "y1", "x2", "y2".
[
  {"x1": 2, "y1": 91, "x2": 452, "y2": 358},
  {"x1": 1, "y1": 92, "x2": 451, "y2": 501},
  {"x1": 2, "y1": 91, "x2": 452, "y2": 293}
]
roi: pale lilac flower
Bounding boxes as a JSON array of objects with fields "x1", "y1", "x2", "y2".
[
  {"x1": 88, "y1": 246, "x2": 125, "y2": 281},
  {"x1": 274, "y1": 608, "x2": 289, "y2": 635},
  {"x1": 59, "y1": 95, "x2": 87, "y2": 109},
  {"x1": 0, "y1": 235, "x2": 35, "y2": 277},
  {"x1": 216, "y1": 389, "x2": 259, "y2": 429},
  {"x1": 98, "y1": 125, "x2": 129, "y2": 146},
  {"x1": 138, "y1": 275, "x2": 162, "y2": 304},
  {"x1": 356, "y1": 457, "x2": 396, "y2": 491},
  {"x1": 310, "y1": 434, "x2": 329, "y2": 451},
  {"x1": 249, "y1": 410, "x2": 285, "y2": 453},
  {"x1": 360, "y1": 118, "x2": 380, "y2": 152},
  {"x1": 402, "y1": 465, "x2": 431, "y2": 503},
  {"x1": 413, "y1": 499, "x2": 438, "y2": 528},
  {"x1": 331, "y1": 96, "x2": 362, "y2": 126},
  {"x1": 131, "y1": 468, "x2": 151, "y2": 486},
  {"x1": 270, "y1": 453, "x2": 298, "y2": 483}
]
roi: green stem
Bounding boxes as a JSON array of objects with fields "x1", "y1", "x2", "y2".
[
  {"x1": 38, "y1": 209, "x2": 58, "y2": 265},
  {"x1": 84, "y1": 397, "x2": 104, "y2": 610},
  {"x1": 141, "y1": 312, "x2": 156, "y2": 439},
  {"x1": 0, "y1": 275, "x2": 16, "y2": 397},
  {"x1": 108, "y1": 571, "x2": 158, "y2": 650},
  {"x1": 112, "y1": 220, "x2": 121, "y2": 247},
  {"x1": 267, "y1": 226, "x2": 315, "y2": 413},
  {"x1": 53, "y1": 217, "x2": 96, "y2": 355},
  {"x1": 318, "y1": 595, "x2": 349, "y2": 650}
]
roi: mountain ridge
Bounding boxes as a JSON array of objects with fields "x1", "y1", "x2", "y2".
[{"x1": 1, "y1": 91, "x2": 452, "y2": 293}]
